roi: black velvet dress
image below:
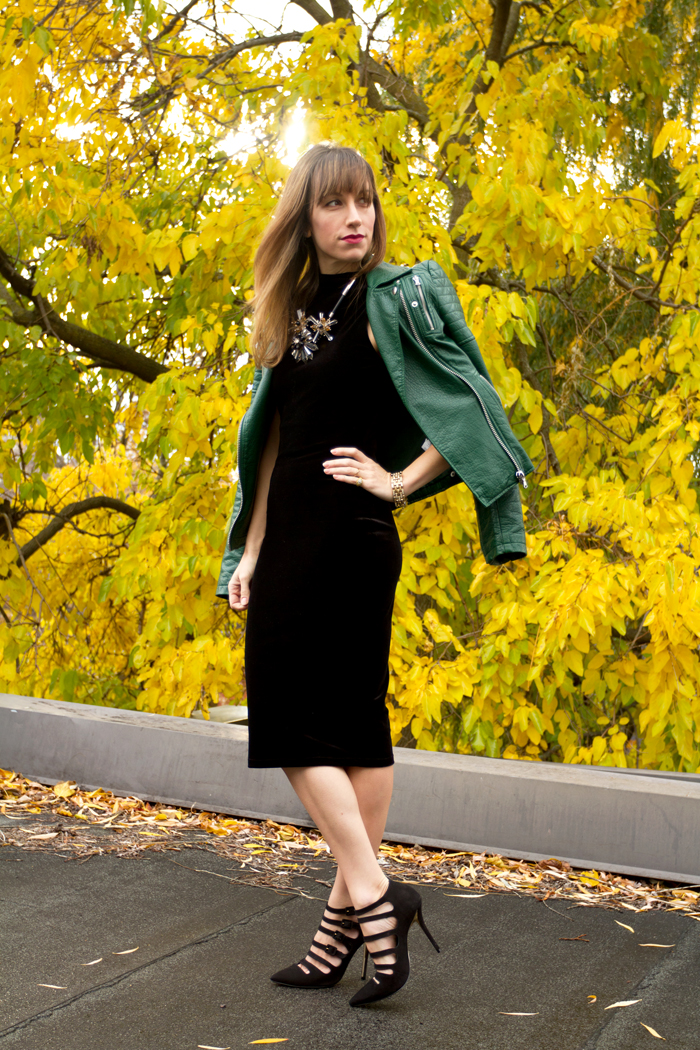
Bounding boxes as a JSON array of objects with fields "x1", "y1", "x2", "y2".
[{"x1": 244, "y1": 272, "x2": 410, "y2": 768}]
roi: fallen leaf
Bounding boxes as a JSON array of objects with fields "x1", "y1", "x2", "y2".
[
  {"x1": 197, "y1": 1045, "x2": 231, "y2": 1049},
  {"x1": 81, "y1": 958, "x2": 102, "y2": 966},
  {"x1": 614, "y1": 921, "x2": 635, "y2": 933},
  {"x1": 444, "y1": 893, "x2": 487, "y2": 898},
  {"x1": 640, "y1": 1023, "x2": 666, "y2": 1040},
  {"x1": 38, "y1": 984, "x2": 67, "y2": 989},
  {"x1": 249, "y1": 1041, "x2": 289, "y2": 1045},
  {"x1": 27, "y1": 832, "x2": 58, "y2": 840},
  {"x1": 498, "y1": 1012, "x2": 539, "y2": 1016},
  {"x1": 638, "y1": 944, "x2": 675, "y2": 948},
  {"x1": 112, "y1": 947, "x2": 139, "y2": 954},
  {"x1": 52, "y1": 781, "x2": 76, "y2": 799},
  {"x1": 605, "y1": 999, "x2": 642, "y2": 1010},
  {"x1": 587, "y1": 995, "x2": 597, "y2": 1004}
]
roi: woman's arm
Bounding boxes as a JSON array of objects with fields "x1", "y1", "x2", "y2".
[
  {"x1": 401, "y1": 443, "x2": 450, "y2": 497},
  {"x1": 228, "y1": 409, "x2": 280, "y2": 610},
  {"x1": 323, "y1": 442, "x2": 449, "y2": 502}
]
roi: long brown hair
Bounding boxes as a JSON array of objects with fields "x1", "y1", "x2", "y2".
[{"x1": 250, "y1": 144, "x2": 386, "y2": 368}]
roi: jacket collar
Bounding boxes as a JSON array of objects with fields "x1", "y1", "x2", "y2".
[{"x1": 366, "y1": 261, "x2": 408, "y2": 289}]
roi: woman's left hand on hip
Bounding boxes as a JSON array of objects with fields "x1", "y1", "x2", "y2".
[{"x1": 323, "y1": 447, "x2": 393, "y2": 502}]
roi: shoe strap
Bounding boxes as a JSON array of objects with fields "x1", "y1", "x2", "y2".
[
  {"x1": 325, "y1": 903, "x2": 356, "y2": 915},
  {"x1": 311, "y1": 936, "x2": 340, "y2": 958},
  {"x1": 354, "y1": 906, "x2": 394, "y2": 925},
  {"x1": 365, "y1": 944, "x2": 396, "y2": 958},
  {"x1": 307, "y1": 946, "x2": 337, "y2": 967},
  {"x1": 362, "y1": 928, "x2": 397, "y2": 946},
  {"x1": 353, "y1": 885, "x2": 391, "y2": 917},
  {"x1": 319, "y1": 923, "x2": 359, "y2": 948},
  {"x1": 323, "y1": 916, "x2": 359, "y2": 931}
]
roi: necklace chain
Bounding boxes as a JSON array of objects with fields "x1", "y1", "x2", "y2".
[{"x1": 290, "y1": 278, "x2": 357, "y2": 362}]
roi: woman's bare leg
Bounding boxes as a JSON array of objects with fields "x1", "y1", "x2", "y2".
[
  {"x1": 283, "y1": 764, "x2": 396, "y2": 974},
  {"x1": 327, "y1": 765, "x2": 393, "y2": 907}
]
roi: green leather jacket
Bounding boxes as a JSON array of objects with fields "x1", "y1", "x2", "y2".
[{"x1": 216, "y1": 260, "x2": 533, "y2": 599}]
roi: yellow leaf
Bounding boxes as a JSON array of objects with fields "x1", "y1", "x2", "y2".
[
  {"x1": 605, "y1": 999, "x2": 642, "y2": 1010},
  {"x1": 614, "y1": 921, "x2": 635, "y2": 933},
  {"x1": 248, "y1": 1042, "x2": 289, "y2": 1045},
  {"x1": 652, "y1": 122, "x2": 673, "y2": 158},
  {"x1": 638, "y1": 944, "x2": 675, "y2": 948},
  {"x1": 475, "y1": 93, "x2": 491, "y2": 120},
  {"x1": 53, "y1": 781, "x2": 77, "y2": 799},
  {"x1": 640, "y1": 1023, "x2": 665, "y2": 1039}
]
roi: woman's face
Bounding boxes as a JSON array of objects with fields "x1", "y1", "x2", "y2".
[{"x1": 308, "y1": 189, "x2": 375, "y2": 274}]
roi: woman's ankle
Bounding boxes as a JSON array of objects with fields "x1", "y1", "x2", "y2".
[
  {"x1": 327, "y1": 891, "x2": 354, "y2": 910},
  {"x1": 352, "y1": 875, "x2": 390, "y2": 911}
]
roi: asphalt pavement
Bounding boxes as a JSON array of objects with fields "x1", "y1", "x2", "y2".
[{"x1": 1, "y1": 821, "x2": 698, "y2": 1050}]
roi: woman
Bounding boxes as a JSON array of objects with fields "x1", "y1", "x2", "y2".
[{"x1": 217, "y1": 144, "x2": 533, "y2": 1006}]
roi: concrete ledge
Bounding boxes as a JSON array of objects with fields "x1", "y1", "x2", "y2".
[{"x1": 2, "y1": 693, "x2": 699, "y2": 883}]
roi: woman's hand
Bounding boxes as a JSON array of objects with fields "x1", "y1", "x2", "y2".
[
  {"x1": 323, "y1": 447, "x2": 393, "y2": 501},
  {"x1": 228, "y1": 549, "x2": 260, "y2": 611}
]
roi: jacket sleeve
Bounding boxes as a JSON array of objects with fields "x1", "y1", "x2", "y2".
[
  {"x1": 215, "y1": 365, "x2": 265, "y2": 601},
  {"x1": 424, "y1": 260, "x2": 493, "y2": 385},
  {"x1": 474, "y1": 485, "x2": 528, "y2": 564},
  {"x1": 421, "y1": 261, "x2": 529, "y2": 563}
]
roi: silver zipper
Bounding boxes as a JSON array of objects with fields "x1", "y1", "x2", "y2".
[
  {"x1": 412, "y1": 274, "x2": 434, "y2": 330},
  {"x1": 399, "y1": 289, "x2": 527, "y2": 488}
]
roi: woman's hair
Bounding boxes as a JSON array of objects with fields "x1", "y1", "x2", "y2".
[{"x1": 250, "y1": 144, "x2": 386, "y2": 368}]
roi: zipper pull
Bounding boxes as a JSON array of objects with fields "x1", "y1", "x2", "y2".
[
  {"x1": 411, "y1": 274, "x2": 435, "y2": 330},
  {"x1": 516, "y1": 470, "x2": 528, "y2": 489}
]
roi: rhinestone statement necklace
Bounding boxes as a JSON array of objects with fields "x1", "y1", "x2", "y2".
[{"x1": 290, "y1": 277, "x2": 357, "y2": 362}]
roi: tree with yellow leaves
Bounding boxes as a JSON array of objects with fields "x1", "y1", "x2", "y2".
[{"x1": 2, "y1": 0, "x2": 700, "y2": 771}]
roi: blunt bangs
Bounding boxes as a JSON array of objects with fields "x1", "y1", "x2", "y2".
[{"x1": 309, "y1": 147, "x2": 377, "y2": 208}]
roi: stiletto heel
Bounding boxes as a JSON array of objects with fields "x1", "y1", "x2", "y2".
[
  {"x1": 349, "y1": 878, "x2": 440, "y2": 1007},
  {"x1": 270, "y1": 903, "x2": 363, "y2": 989},
  {"x1": 361, "y1": 945, "x2": 369, "y2": 980},
  {"x1": 417, "y1": 904, "x2": 440, "y2": 953}
]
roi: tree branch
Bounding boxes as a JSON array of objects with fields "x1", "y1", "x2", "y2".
[
  {"x1": 362, "y1": 54, "x2": 430, "y2": 126},
  {"x1": 152, "y1": 0, "x2": 200, "y2": 42},
  {"x1": 20, "y1": 497, "x2": 141, "y2": 563},
  {"x1": 448, "y1": 0, "x2": 522, "y2": 231},
  {"x1": 330, "y1": 0, "x2": 354, "y2": 19},
  {"x1": 591, "y1": 254, "x2": 685, "y2": 311},
  {"x1": 291, "y1": 0, "x2": 333, "y2": 24},
  {"x1": 0, "y1": 245, "x2": 168, "y2": 383}
]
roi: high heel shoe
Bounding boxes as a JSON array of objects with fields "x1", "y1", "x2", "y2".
[
  {"x1": 270, "y1": 903, "x2": 363, "y2": 989},
  {"x1": 349, "y1": 878, "x2": 440, "y2": 1007}
]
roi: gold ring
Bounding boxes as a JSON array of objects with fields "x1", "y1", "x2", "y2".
[{"x1": 356, "y1": 476, "x2": 363, "y2": 487}]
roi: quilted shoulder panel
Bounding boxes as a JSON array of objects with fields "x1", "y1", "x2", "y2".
[{"x1": 420, "y1": 260, "x2": 491, "y2": 382}]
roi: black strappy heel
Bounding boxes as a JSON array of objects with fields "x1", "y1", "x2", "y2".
[
  {"x1": 270, "y1": 903, "x2": 362, "y2": 989},
  {"x1": 349, "y1": 879, "x2": 440, "y2": 1006}
]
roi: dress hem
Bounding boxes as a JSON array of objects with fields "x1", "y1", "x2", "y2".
[{"x1": 248, "y1": 757, "x2": 395, "y2": 769}]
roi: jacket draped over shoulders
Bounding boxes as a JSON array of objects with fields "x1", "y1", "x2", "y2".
[{"x1": 216, "y1": 260, "x2": 533, "y2": 598}]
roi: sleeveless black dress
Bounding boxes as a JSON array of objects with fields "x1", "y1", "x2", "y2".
[{"x1": 244, "y1": 272, "x2": 411, "y2": 768}]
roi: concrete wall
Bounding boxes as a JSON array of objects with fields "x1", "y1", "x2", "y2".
[{"x1": 1, "y1": 692, "x2": 698, "y2": 883}]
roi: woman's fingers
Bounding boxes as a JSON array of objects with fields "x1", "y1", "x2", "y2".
[
  {"x1": 228, "y1": 573, "x2": 251, "y2": 610},
  {"x1": 329, "y1": 446, "x2": 363, "y2": 459}
]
